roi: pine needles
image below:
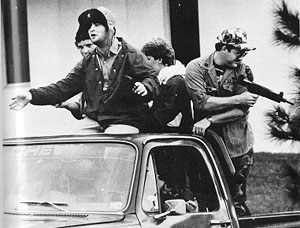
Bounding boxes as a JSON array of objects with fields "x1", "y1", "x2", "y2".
[
  {"x1": 266, "y1": 1, "x2": 300, "y2": 142},
  {"x1": 273, "y1": 1, "x2": 300, "y2": 49}
]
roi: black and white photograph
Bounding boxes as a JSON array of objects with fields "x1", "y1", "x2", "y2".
[{"x1": 1, "y1": 0, "x2": 300, "y2": 227}]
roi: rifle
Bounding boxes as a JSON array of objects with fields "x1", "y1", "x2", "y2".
[{"x1": 238, "y1": 77, "x2": 294, "y2": 105}]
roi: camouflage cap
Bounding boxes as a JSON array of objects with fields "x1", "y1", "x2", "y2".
[
  {"x1": 216, "y1": 27, "x2": 255, "y2": 51},
  {"x1": 97, "y1": 6, "x2": 116, "y2": 30}
]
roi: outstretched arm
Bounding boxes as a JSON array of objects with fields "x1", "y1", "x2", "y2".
[
  {"x1": 15, "y1": 60, "x2": 84, "y2": 107},
  {"x1": 9, "y1": 92, "x2": 32, "y2": 111}
]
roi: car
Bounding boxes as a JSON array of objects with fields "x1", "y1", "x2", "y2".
[{"x1": 3, "y1": 132, "x2": 300, "y2": 228}]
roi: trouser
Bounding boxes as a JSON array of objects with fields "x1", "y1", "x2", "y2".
[
  {"x1": 96, "y1": 112, "x2": 148, "y2": 133},
  {"x1": 78, "y1": 117, "x2": 140, "y2": 134},
  {"x1": 104, "y1": 124, "x2": 139, "y2": 134},
  {"x1": 231, "y1": 148, "x2": 254, "y2": 204}
]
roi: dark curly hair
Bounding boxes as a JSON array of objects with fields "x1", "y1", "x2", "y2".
[{"x1": 141, "y1": 38, "x2": 175, "y2": 66}]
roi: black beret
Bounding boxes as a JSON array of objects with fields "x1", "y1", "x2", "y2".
[
  {"x1": 75, "y1": 27, "x2": 90, "y2": 44},
  {"x1": 78, "y1": 8, "x2": 109, "y2": 31}
]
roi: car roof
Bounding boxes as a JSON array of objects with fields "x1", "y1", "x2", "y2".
[{"x1": 2, "y1": 133, "x2": 201, "y2": 146}]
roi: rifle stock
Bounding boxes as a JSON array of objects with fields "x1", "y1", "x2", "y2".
[{"x1": 238, "y1": 78, "x2": 294, "y2": 105}]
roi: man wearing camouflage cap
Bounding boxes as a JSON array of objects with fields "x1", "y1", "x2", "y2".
[
  {"x1": 185, "y1": 27, "x2": 259, "y2": 216},
  {"x1": 10, "y1": 7, "x2": 159, "y2": 133}
]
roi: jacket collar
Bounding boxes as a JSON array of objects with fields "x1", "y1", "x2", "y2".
[
  {"x1": 95, "y1": 37, "x2": 121, "y2": 58},
  {"x1": 201, "y1": 53, "x2": 219, "y2": 87},
  {"x1": 157, "y1": 61, "x2": 185, "y2": 84},
  {"x1": 201, "y1": 52, "x2": 243, "y2": 87}
]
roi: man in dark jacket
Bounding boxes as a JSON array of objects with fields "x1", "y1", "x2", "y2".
[{"x1": 9, "y1": 8, "x2": 159, "y2": 133}]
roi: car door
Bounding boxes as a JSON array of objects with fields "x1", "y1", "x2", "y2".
[{"x1": 137, "y1": 137, "x2": 237, "y2": 228}]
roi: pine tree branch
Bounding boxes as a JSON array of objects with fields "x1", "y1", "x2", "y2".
[
  {"x1": 289, "y1": 67, "x2": 300, "y2": 105},
  {"x1": 274, "y1": 1, "x2": 299, "y2": 37},
  {"x1": 273, "y1": 0, "x2": 300, "y2": 49},
  {"x1": 273, "y1": 29, "x2": 300, "y2": 48},
  {"x1": 290, "y1": 110, "x2": 300, "y2": 140},
  {"x1": 267, "y1": 1, "x2": 300, "y2": 143},
  {"x1": 266, "y1": 106, "x2": 291, "y2": 140},
  {"x1": 290, "y1": 67, "x2": 300, "y2": 80},
  {"x1": 265, "y1": 106, "x2": 300, "y2": 141}
]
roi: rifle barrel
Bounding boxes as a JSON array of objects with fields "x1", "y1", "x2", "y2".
[{"x1": 240, "y1": 79, "x2": 294, "y2": 105}]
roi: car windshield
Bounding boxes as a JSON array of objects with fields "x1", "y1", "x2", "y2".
[{"x1": 3, "y1": 142, "x2": 136, "y2": 212}]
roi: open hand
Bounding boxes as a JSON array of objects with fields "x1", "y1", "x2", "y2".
[
  {"x1": 9, "y1": 92, "x2": 32, "y2": 111},
  {"x1": 132, "y1": 82, "x2": 148, "y2": 96}
]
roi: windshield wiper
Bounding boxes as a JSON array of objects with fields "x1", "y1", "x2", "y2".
[{"x1": 20, "y1": 201, "x2": 69, "y2": 212}]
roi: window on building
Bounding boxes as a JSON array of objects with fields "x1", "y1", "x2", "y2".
[{"x1": 169, "y1": 0, "x2": 200, "y2": 65}]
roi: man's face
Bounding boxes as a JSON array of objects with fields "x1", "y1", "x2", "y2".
[
  {"x1": 88, "y1": 23, "x2": 109, "y2": 45},
  {"x1": 77, "y1": 39, "x2": 96, "y2": 57},
  {"x1": 146, "y1": 56, "x2": 162, "y2": 74},
  {"x1": 224, "y1": 47, "x2": 248, "y2": 68}
]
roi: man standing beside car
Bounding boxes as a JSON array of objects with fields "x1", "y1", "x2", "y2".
[
  {"x1": 9, "y1": 7, "x2": 159, "y2": 134},
  {"x1": 185, "y1": 27, "x2": 259, "y2": 216}
]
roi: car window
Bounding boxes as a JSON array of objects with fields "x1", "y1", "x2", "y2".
[
  {"x1": 147, "y1": 145, "x2": 219, "y2": 213},
  {"x1": 142, "y1": 154, "x2": 159, "y2": 212},
  {"x1": 3, "y1": 142, "x2": 136, "y2": 212}
]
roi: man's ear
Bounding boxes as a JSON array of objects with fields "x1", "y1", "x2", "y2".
[
  {"x1": 221, "y1": 45, "x2": 228, "y2": 52},
  {"x1": 157, "y1": 58, "x2": 163, "y2": 64}
]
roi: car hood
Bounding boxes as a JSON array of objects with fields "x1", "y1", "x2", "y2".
[{"x1": 3, "y1": 212, "x2": 139, "y2": 228}]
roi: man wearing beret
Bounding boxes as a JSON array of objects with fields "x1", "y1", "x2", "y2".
[
  {"x1": 185, "y1": 27, "x2": 259, "y2": 216},
  {"x1": 74, "y1": 27, "x2": 97, "y2": 58},
  {"x1": 10, "y1": 7, "x2": 159, "y2": 133}
]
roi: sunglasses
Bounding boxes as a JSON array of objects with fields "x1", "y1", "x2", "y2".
[{"x1": 232, "y1": 49, "x2": 248, "y2": 58}]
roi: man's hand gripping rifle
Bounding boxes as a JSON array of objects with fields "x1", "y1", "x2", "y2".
[{"x1": 238, "y1": 76, "x2": 294, "y2": 105}]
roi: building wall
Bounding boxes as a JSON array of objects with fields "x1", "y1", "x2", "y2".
[{"x1": 198, "y1": 0, "x2": 300, "y2": 152}]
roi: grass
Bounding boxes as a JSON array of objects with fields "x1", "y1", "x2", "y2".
[{"x1": 247, "y1": 152, "x2": 300, "y2": 215}]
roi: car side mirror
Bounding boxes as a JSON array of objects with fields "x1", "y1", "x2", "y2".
[{"x1": 153, "y1": 199, "x2": 186, "y2": 220}]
